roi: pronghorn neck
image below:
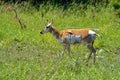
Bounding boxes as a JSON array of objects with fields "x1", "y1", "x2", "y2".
[{"x1": 49, "y1": 26, "x2": 60, "y2": 39}]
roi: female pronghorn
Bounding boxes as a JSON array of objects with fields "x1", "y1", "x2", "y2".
[{"x1": 40, "y1": 21, "x2": 96, "y2": 65}]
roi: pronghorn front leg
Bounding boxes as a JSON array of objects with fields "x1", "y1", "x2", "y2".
[
  {"x1": 62, "y1": 44, "x2": 67, "y2": 56},
  {"x1": 62, "y1": 44, "x2": 71, "y2": 57},
  {"x1": 67, "y1": 44, "x2": 71, "y2": 57}
]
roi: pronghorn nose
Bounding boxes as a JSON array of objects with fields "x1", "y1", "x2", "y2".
[{"x1": 40, "y1": 31, "x2": 43, "y2": 34}]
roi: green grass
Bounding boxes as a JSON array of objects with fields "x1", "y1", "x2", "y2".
[{"x1": 0, "y1": 4, "x2": 120, "y2": 80}]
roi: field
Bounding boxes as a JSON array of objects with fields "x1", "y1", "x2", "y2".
[{"x1": 0, "y1": 3, "x2": 120, "y2": 80}]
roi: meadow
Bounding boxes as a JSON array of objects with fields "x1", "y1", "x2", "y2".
[{"x1": 0, "y1": 3, "x2": 120, "y2": 80}]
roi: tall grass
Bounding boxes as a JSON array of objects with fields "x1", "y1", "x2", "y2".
[{"x1": 0, "y1": 3, "x2": 120, "y2": 80}]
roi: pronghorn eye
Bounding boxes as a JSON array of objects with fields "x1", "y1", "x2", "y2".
[{"x1": 46, "y1": 26, "x2": 49, "y2": 28}]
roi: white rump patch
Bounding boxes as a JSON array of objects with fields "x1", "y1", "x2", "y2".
[{"x1": 89, "y1": 30, "x2": 96, "y2": 34}]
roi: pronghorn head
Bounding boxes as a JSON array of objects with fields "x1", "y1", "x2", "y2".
[{"x1": 40, "y1": 22, "x2": 52, "y2": 34}]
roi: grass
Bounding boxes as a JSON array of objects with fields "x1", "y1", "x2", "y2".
[{"x1": 0, "y1": 3, "x2": 120, "y2": 80}]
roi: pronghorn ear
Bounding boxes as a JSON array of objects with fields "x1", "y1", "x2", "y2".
[
  {"x1": 51, "y1": 19, "x2": 54, "y2": 24},
  {"x1": 46, "y1": 19, "x2": 49, "y2": 23}
]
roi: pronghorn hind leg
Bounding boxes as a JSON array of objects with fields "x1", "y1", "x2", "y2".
[
  {"x1": 93, "y1": 50, "x2": 96, "y2": 64},
  {"x1": 86, "y1": 50, "x2": 92, "y2": 65},
  {"x1": 92, "y1": 47, "x2": 96, "y2": 64},
  {"x1": 86, "y1": 43, "x2": 96, "y2": 65},
  {"x1": 91, "y1": 41, "x2": 96, "y2": 64}
]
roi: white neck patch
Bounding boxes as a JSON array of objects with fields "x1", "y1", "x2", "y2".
[{"x1": 47, "y1": 23, "x2": 52, "y2": 27}]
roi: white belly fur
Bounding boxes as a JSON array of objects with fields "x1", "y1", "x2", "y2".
[{"x1": 65, "y1": 34, "x2": 82, "y2": 44}]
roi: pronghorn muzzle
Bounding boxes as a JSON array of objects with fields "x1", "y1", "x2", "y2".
[{"x1": 40, "y1": 31, "x2": 43, "y2": 34}]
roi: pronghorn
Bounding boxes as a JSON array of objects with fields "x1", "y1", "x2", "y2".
[{"x1": 40, "y1": 21, "x2": 96, "y2": 65}]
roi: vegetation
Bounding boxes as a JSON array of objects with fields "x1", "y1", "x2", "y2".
[{"x1": 0, "y1": 1, "x2": 120, "y2": 80}]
